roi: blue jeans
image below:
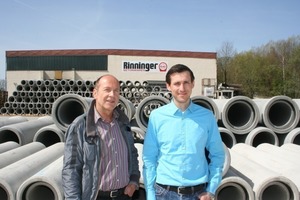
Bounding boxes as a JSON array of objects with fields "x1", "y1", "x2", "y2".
[{"x1": 155, "y1": 183, "x2": 205, "y2": 200}]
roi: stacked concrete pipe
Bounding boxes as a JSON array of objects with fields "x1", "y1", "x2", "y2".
[
  {"x1": 213, "y1": 96, "x2": 260, "y2": 135},
  {"x1": 0, "y1": 116, "x2": 28, "y2": 127},
  {"x1": 283, "y1": 127, "x2": 300, "y2": 145},
  {"x1": 16, "y1": 156, "x2": 64, "y2": 200},
  {"x1": 229, "y1": 148, "x2": 299, "y2": 200},
  {"x1": 232, "y1": 143, "x2": 300, "y2": 194},
  {"x1": 0, "y1": 142, "x2": 64, "y2": 200},
  {"x1": 253, "y1": 96, "x2": 300, "y2": 134},
  {"x1": 0, "y1": 142, "x2": 45, "y2": 169},
  {"x1": 191, "y1": 95, "x2": 219, "y2": 120},
  {"x1": 51, "y1": 94, "x2": 136, "y2": 132},
  {"x1": 33, "y1": 124, "x2": 65, "y2": 147},
  {"x1": 0, "y1": 141, "x2": 20, "y2": 154},
  {"x1": 0, "y1": 116, "x2": 54, "y2": 145},
  {"x1": 135, "y1": 95, "x2": 170, "y2": 132},
  {"x1": 216, "y1": 169, "x2": 255, "y2": 200}
]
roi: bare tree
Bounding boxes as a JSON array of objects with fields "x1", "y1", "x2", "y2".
[{"x1": 217, "y1": 41, "x2": 236, "y2": 84}]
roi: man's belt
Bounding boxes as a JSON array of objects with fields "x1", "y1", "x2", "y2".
[
  {"x1": 97, "y1": 187, "x2": 126, "y2": 198},
  {"x1": 156, "y1": 183, "x2": 206, "y2": 195}
]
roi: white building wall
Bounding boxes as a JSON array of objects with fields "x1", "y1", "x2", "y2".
[{"x1": 6, "y1": 54, "x2": 216, "y2": 98}]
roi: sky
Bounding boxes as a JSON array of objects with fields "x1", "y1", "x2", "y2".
[{"x1": 0, "y1": 0, "x2": 299, "y2": 80}]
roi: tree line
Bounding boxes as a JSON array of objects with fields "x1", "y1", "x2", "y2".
[{"x1": 217, "y1": 35, "x2": 300, "y2": 98}]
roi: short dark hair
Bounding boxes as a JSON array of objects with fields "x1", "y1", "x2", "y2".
[{"x1": 166, "y1": 64, "x2": 195, "y2": 84}]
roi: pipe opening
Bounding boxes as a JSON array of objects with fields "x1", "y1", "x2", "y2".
[
  {"x1": 268, "y1": 101, "x2": 294, "y2": 127},
  {"x1": 226, "y1": 101, "x2": 254, "y2": 128},
  {"x1": 220, "y1": 132, "x2": 235, "y2": 148},
  {"x1": 35, "y1": 130, "x2": 62, "y2": 147},
  {"x1": 293, "y1": 134, "x2": 300, "y2": 145},
  {"x1": 56, "y1": 99, "x2": 85, "y2": 128},
  {"x1": 261, "y1": 181, "x2": 291, "y2": 200},
  {"x1": 0, "y1": 187, "x2": 8, "y2": 200},
  {"x1": 251, "y1": 131, "x2": 276, "y2": 147},
  {"x1": 0, "y1": 130, "x2": 19, "y2": 144},
  {"x1": 217, "y1": 183, "x2": 247, "y2": 200},
  {"x1": 24, "y1": 183, "x2": 56, "y2": 200}
]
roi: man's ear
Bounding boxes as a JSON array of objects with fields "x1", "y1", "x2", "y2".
[
  {"x1": 166, "y1": 83, "x2": 171, "y2": 91},
  {"x1": 92, "y1": 88, "x2": 97, "y2": 98}
]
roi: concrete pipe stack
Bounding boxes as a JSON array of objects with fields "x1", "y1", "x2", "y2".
[{"x1": 0, "y1": 79, "x2": 172, "y2": 115}]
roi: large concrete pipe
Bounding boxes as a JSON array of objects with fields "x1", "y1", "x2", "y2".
[
  {"x1": 118, "y1": 95, "x2": 136, "y2": 121},
  {"x1": 134, "y1": 143, "x2": 144, "y2": 188},
  {"x1": 253, "y1": 96, "x2": 300, "y2": 134},
  {"x1": 216, "y1": 169, "x2": 255, "y2": 200},
  {"x1": 131, "y1": 126, "x2": 145, "y2": 143},
  {"x1": 33, "y1": 124, "x2": 65, "y2": 147},
  {"x1": 135, "y1": 96, "x2": 170, "y2": 132},
  {"x1": 51, "y1": 94, "x2": 92, "y2": 132},
  {"x1": 218, "y1": 127, "x2": 236, "y2": 148},
  {"x1": 0, "y1": 116, "x2": 28, "y2": 128},
  {"x1": 0, "y1": 142, "x2": 45, "y2": 169},
  {"x1": 229, "y1": 148, "x2": 299, "y2": 200},
  {"x1": 0, "y1": 116, "x2": 54, "y2": 145},
  {"x1": 232, "y1": 143, "x2": 300, "y2": 194},
  {"x1": 0, "y1": 142, "x2": 64, "y2": 200},
  {"x1": 213, "y1": 96, "x2": 260, "y2": 134},
  {"x1": 245, "y1": 126, "x2": 279, "y2": 147},
  {"x1": 257, "y1": 143, "x2": 300, "y2": 165},
  {"x1": 283, "y1": 127, "x2": 300, "y2": 145},
  {"x1": 0, "y1": 141, "x2": 20, "y2": 154},
  {"x1": 191, "y1": 95, "x2": 219, "y2": 119},
  {"x1": 280, "y1": 143, "x2": 300, "y2": 154},
  {"x1": 16, "y1": 156, "x2": 64, "y2": 200}
]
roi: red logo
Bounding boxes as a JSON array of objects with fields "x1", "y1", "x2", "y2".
[{"x1": 159, "y1": 62, "x2": 167, "y2": 72}]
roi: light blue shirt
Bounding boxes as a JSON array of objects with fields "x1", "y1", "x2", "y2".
[{"x1": 142, "y1": 100, "x2": 225, "y2": 200}]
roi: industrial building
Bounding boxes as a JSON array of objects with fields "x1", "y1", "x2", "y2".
[{"x1": 5, "y1": 49, "x2": 217, "y2": 97}]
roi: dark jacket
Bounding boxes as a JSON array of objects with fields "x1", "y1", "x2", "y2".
[{"x1": 62, "y1": 99, "x2": 140, "y2": 200}]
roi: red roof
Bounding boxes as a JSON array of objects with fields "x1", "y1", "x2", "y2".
[{"x1": 6, "y1": 49, "x2": 216, "y2": 59}]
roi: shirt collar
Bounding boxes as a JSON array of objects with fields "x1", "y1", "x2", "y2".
[
  {"x1": 169, "y1": 99, "x2": 195, "y2": 114},
  {"x1": 94, "y1": 106, "x2": 119, "y2": 124}
]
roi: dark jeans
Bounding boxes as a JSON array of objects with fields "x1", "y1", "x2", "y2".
[{"x1": 155, "y1": 183, "x2": 205, "y2": 200}]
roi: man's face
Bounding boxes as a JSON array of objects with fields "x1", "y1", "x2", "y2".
[
  {"x1": 93, "y1": 76, "x2": 120, "y2": 113},
  {"x1": 167, "y1": 71, "x2": 194, "y2": 104}
]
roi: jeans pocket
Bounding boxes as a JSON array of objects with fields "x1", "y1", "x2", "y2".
[{"x1": 154, "y1": 183, "x2": 168, "y2": 196}]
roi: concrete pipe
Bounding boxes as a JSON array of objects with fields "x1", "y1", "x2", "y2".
[
  {"x1": 222, "y1": 144, "x2": 231, "y2": 177},
  {"x1": 191, "y1": 96, "x2": 219, "y2": 119},
  {"x1": 218, "y1": 127, "x2": 236, "y2": 148},
  {"x1": 216, "y1": 169, "x2": 255, "y2": 200},
  {"x1": 213, "y1": 96, "x2": 260, "y2": 134},
  {"x1": 134, "y1": 143, "x2": 144, "y2": 186},
  {"x1": 283, "y1": 127, "x2": 300, "y2": 145},
  {"x1": 281, "y1": 143, "x2": 300, "y2": 154},
  {"x1": 229, "y1": 148, "x2": 299, "y2": 200},
  {"x1": 0, "y1": 116, "x2": 54, "y2": 145},
  {"x1": 0, "y1": 141, "x2": 20, "y2": 154},
  {"x1": 135, "y1": 96, "x2": 170, "y2": 132},
  {"x1": 245, "y1": 126, "x2": 279, "y2": 147},
  {"x1": 118, "y1": 95, "x2": 136, "y2": 121},
  {"x1": 16, "y1": 156, "x2": 64, "y2": 200},
  {"x1": 33, "y1": 124, "x2": 65, "y2": 147},
  {"x1": 232, "y1": 143, "x2": 300, "y2": 193},
  {"x1": 0, "y1": 116, "x2": 28, "y2": 128},
  {"x1": 0, "y1": 107, "x2": 7, "y2": 114},
  {"x1": 51, "y1": 94, "x2": 92, "y2": 132},
  {"x1": 0, "y1": 142, "x2": 45, "y2": 169},
  {"x1": 0, "y1": 142, "x2": 64, "y2": 200},
  {"x1": 131, "y1": 126, "x2": 145, "y2": 142},
  {"x1": 253, "y1": 96, "x2": 300, "y2": 134},
  {"x1": 257, "y1": 143, "x2": 300, "y2": 165}
]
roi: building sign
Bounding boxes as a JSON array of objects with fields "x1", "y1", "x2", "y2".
[{"x1": 122, "y1": 61, "x2": 168, "y2": 72}]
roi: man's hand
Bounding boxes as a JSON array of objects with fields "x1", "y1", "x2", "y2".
[
  {"x1": 124, "y1": 183, "x2": 137, "y2": 197},
  {"x1": 198, "y1": 192, "x2": 215, "y2": 200}
]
